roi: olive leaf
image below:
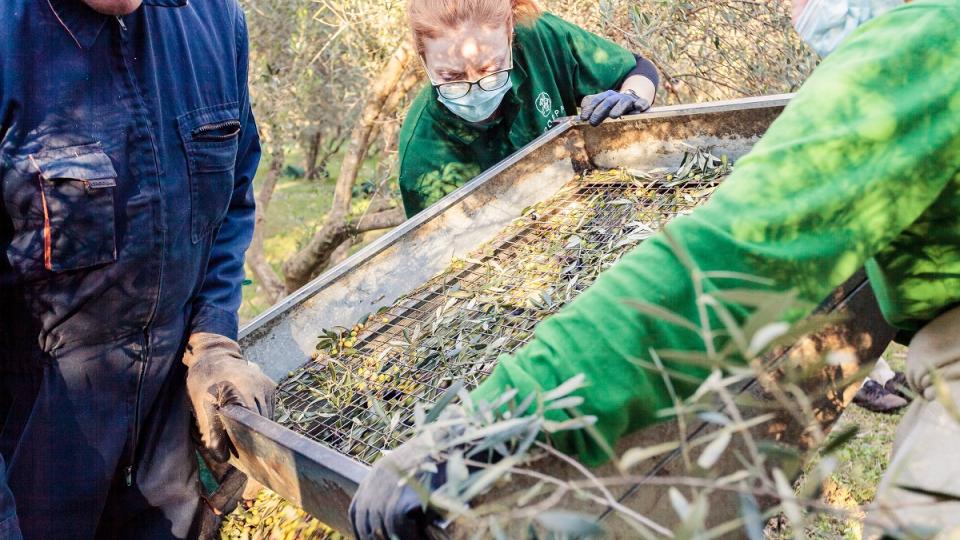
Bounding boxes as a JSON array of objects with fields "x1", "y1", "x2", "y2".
[
  {"x1": 533, "y1": 510, "x2": 604, "y2": 539},
  {"x1": 739, "y1": 493, "x2": 764, "y2": 540},
  {"x1": 773, "y1": 467, "x2": 803, "y2": 526},
  {"x1": 696, "y1": 430, "x2": 731, "y2": 469},
  {"x1": 821, "y1": 424, "x2": 859, "y2": 456}
]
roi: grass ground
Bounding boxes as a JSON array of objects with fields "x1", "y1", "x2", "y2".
[{"x1": 767, "y1": 343, "x2": 908, "y2": 539}]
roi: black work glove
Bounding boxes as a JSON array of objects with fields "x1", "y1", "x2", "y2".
[
  {"x1": 183, "y1": 332, "x2": 276, "y2": 462},
  {"x1": 579, "y1": 89, "x2": 651, "y2": 127},
  {"x1": 350, "y1": 406, "x2": 469, "y2": 540}
]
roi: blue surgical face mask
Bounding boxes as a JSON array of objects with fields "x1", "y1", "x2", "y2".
[
  {"x1": 794, "y1": 0, "x2": 902, "y2": 57},
  {"x1": 437, "y1": 79, "x2": 513, "y2": 124}
]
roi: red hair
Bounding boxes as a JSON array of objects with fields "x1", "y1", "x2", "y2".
[{"x1": 408, "y1": 0, "x2": 541, "y2": 54}]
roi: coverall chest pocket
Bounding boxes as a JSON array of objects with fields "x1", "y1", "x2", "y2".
[
  {"x1": 177, "y1": 104, "x2": 241, "y2": 243},
  {"x1": 8, "y1": 143, "x2": 119, "y2": 275}
]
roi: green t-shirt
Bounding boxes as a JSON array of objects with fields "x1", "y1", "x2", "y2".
[
  {"x1": 471, "y1": 0, "x2": 960, "y2": 466},
  {"x1": 397, "y1": 12, "x2": 638, "y2": 217}
]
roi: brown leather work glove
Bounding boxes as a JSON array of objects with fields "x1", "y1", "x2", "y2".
[
  {"x1": 906, "y1": 306, "x2": 960, "y2": 401},
  {"x1": 183, "y1": 332, "x2": 276, "y2": 462}
]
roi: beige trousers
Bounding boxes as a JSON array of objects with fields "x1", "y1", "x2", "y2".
[{"x1": 866, "y1": 306, "x2": 960, "y2": 539}]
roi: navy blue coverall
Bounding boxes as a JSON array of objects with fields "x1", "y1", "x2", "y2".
[{"x1": 0, "y1": 0, "x2": 259, "y2": 537}]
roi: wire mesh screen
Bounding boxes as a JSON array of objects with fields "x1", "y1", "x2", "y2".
[{"x1": 275, "y1": 155, "x2": 731, "y2": 465}]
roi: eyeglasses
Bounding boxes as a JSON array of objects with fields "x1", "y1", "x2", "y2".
[
  {"x1": 433, "y1": 69, "x2": 511, "y2": 100},
  {"x1": 424, "y1": 49, "x2": 514, "y2": 100}
]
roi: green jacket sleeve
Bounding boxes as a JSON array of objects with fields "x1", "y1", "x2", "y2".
[
  {"x1": 471, "y1": 1, "x2": 960, "y2": 466},
  {"x1": 539, "y1": 13, "x2": 639, "y2": 101}
]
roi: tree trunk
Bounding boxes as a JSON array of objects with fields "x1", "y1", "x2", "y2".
[
  {"x1": 363, "y1": 71, "x2": 418, "y2": 216},
  {"x1": 330, "y1": 42, "x2": 415, "y2": 215},
  {"x1": 374, "y1": 105, "x2": 402, "y2": 180},
  {"x1": 355, "y1": 208, "x2": 405, "y2": 233},
  {"x1": 281, "y1": 221, "x2": 353, "y2": 292},
  {"x1": 303, "y1": 131, "x2": 322, "y2": 181},
  {"x1": 281, "y1": 42, "x2": 416, "y2": 293},
  {"x1": 247, "y1": 145, "x2": 286, "y2": 304},
  {"x1": 316, "y1": 125, "x2": 347, "y2": 177},
  {"x1": 328, "y1": 238, "x2": 354, "y2": 269}
]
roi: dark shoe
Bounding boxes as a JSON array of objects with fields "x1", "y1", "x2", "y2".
[
  {"x1": 883, "y1": 372, "x2": 912, "y2": 401},
  {"x1": 853, "y1": 380, "x2": 909, "y2": 413}
]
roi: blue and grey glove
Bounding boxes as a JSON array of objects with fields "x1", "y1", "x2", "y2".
[
  {"x1": 349, "y1": 405, "x2": 469, "y2": 540},
  {"x1": 579, "y1": 89, "x2": 651, "y2": 127}
]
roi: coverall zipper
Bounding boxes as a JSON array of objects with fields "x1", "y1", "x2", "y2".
[
  {"x1": 114, "y1": 10, "x2": 166, "y2": 489},
  {"x1": 126, "y1": 329, "x2": 150, "y2": 487},
  {"x1": 112, "y1": 12, "x2": 146, "y2": 488}
]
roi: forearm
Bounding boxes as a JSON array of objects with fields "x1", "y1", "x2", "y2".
[
  {"x1": 618, "y1": 55, "x2": 658, "y2": 105},
  {"x1": 618, "y1": 75, "x2": 655, "y2": 105},
  {"x1": 190, "y1": 207, "x2": 253, "y2": 340},
  {"x1": 473, "y1": 1, "x2": 960, "y2": 465},
  {"x1": 190, "y1": 139, "x2": 256, "y2": 339},
  {"x1": 190, "y1": 145, "x2": 256, "y2": 339},
  {"x1": 191, "y1": 7, "x2": 260, "y2": 340},
  {"x1": 475, "y1": 145, "x2": 953, "y2": 466}
]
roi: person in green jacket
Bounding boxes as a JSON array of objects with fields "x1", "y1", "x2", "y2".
[
  {"x1": 351, "y1": 0, "x2": 960, "y2": 538},
  {"x1": 398, "y1": 0, "x2": 660, "y2": 217}
]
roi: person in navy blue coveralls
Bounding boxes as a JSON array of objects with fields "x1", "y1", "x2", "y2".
[{"x1": 0, "y1": 0, "x2": 275, "y2": 538}]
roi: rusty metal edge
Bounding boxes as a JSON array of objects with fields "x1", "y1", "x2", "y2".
[{"x1": 221, "y1": 404, "x2": 369, "y2": 533}]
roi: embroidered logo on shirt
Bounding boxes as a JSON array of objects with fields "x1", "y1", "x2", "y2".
[{"x1": 536, "y1": 92, "x2": 553, "y2": 118}]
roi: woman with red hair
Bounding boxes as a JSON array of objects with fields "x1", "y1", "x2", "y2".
[{"x1": 397, "y1": 0, "x2": 659, "y2": 217}]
